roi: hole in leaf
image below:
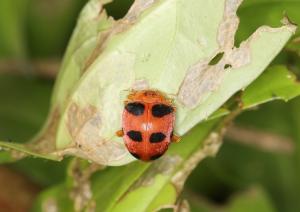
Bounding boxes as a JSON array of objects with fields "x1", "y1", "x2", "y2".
[
  {"x1": 104, "y1": 0, "x2": 134, "y2": 20},
  {"x1": 209, "y1": 52, "x2": 224, "y2": 65},
  {"x1": 224, "y1": 64, "x2": 232, "y2": 69}
]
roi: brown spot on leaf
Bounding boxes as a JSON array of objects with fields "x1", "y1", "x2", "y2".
[
  {"x1": 178, "y1": 0, "x2": 250, "y2": 108},
  {"x1": 217, "y1": 0, "x2": 242, "y2": 50},
  {"x1": 69, "y1": 159, "x2": 104, "y2": 211},
  {"x1": 175, "y1": 199, "x2": 190, "y2": 212},
  {"x1": 67, "y1": 103, "x2": 99, "y2": 145},
  {"x1": 61, "y1": 102, "x2": 129, "y2": 165},
  {"x1": 29, "y1": 107, "x2": 61, "y2": 154},
  {"x1": 83, "y1": 0, "x2": 158, "y2": 73},
  {"x1": 171, "y1": 131, "x2": 224, "y2": 193},
  {"x1": 10, "y1": 150, "x2": 28, "y2": 161}
]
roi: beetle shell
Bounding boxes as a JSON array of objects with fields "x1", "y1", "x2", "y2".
[{"x1": 122, "y1": 90, "x2": 175, "y2": 161}]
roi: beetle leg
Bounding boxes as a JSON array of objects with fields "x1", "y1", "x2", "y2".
[
  {"x1": 171, "y1": 134, "x2": 181, "y2": 143},
  {"x1": 116, "y1": 129, "x2": 124, "y2": 137},
  {"x1": 127, "y1": 90, "x2": 137, "y2": 101}
]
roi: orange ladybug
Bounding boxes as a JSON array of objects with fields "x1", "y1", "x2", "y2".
[{"x1": 116, "y1": 90, "x2": 180, "y2": 161}]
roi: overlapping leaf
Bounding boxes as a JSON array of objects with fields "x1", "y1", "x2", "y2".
[
  {"x1": 31, "y1": 61, "x2": 300, "y2": 211},
  {"x1": 0, "y1": 0, "x2": 296, "y2": 166},
  {"x1": 53, "y1": 0, "x2": 295, "y2": 165}
]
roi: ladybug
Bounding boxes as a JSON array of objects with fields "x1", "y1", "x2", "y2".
[{"x1": 116, "y1": 90, "x2": 180, "y2": 161}]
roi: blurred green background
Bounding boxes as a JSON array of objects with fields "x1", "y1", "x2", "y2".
[{"x1": 0, "y1": 0, "x2": 300, "y2": 211}]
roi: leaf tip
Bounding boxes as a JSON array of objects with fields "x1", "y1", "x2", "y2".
[{"x1": 280, "y1": 16, "x2": 297, "y2": 33}]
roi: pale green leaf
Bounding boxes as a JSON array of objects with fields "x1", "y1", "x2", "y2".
[
  {"x1": 51, "y1": 0, "x2": 114, "y2": 112},
  {"x1": 0, "y1": 0, "x2": 296, "y2": 166},
  {"x1": 54, "y1": 0, "x2": 295, "y2": 165}
]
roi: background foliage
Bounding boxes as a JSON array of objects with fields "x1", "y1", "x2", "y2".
[{"x1": 0, "y1": 0, "x2": 300, "y2": 211}]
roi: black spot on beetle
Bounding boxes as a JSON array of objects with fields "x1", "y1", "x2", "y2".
[
  {"x1": 152, "y1": 104, "x2": 173, "y2": 117},
  {"x1": 150, "y1": 132, "x2": 166, "y2": 143},
  {"x1": 125, "y1": 102, "x2": 145, "y2": 116},
  {"x1": 150, "y1": 153, "x2": 164, "y2": 160},
  {"x1": 127, "y1": 130, "x2": 143, "y2": 142},
  {"x1": 129, "y1": 152, "x2": 140, "y2": 159}
]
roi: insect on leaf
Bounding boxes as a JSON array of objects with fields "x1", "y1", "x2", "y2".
[
  {"x1": 55, "y1": 0, "x2": 295, "y2": 165},
  {"x1": 0, "y1": 0, "x2": 296, "y2": 165}
]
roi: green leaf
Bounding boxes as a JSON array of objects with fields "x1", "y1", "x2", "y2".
[
  {"x1": 227, "y1": 187, "x2": 275, "y2": 212},
  {"x1": 91, "y1": 119, "x2": 219, "y2": 211},
  {"x1": 242, "y1": 65, "x2": 300, "y2": 109},
  {"x1": 111, "y1": 176, "x2": 177, "y2": 212},
  {"x1": 51, "y1": 0, "x2": 114, "y2": 112},
  {"x1": 0, "y1": 0, "x2": 28, "y2": 57},
  {"x1": 208, "y1": 108, "x2": 230, "y2": 120},
  {"x1": 53, "y1": 0, "x2": 295, "y2": 166},
  {"x1": 32, "y1": 184, "x2": 74, "y2": 212},
  {"x1": 33, "y1": 119, "x2": 220, "y2": 211},
  {"x1": 187, "y1": 187, "x2": 275, "y2": 212},
  {"x1": 0, "y1": 141, "x2": 59, "y2": 161},
  {"x1": 286, "y1": 36, "x2": 300, "y2": 58},
  {"x1": 237, "y1": 0, "x2": 300, "y2": 44},
  {"x1": 0, "y1": 0, "x2": 296, "y2": 166},
  {"x1": 29, "y1": 64, "x2": 300, "y2": 211},
  {"x1": 236, "y1": 0, "x2": 300, "y2": 75},
  {"x1": 0, "y1": 0, "x2": 116, "y2": 162},
  {"x1": 188, "y1": 99, "x2": 300, "y2": 212}
]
